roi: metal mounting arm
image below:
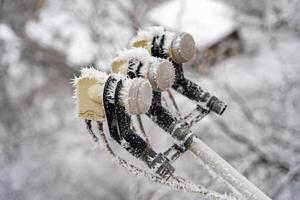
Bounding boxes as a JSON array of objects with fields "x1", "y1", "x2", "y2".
[
  {"x1": 151, "y1": 32, "x2": 227, "y2": 115},
  {"x1": 103, "y1": 75, "x2": 175, "y2": 179},
  {"x1": 147, "y1": 92, "x2": 194, "y2": 152}
]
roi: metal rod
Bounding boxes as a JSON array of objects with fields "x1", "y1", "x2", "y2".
[{"x1": 188, "y1": 136, "x2": 272, "y2": 200}]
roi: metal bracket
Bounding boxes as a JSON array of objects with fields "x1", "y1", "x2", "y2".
[{"x1": 163, "y1": 144, "x2": 187, "y2": 164}]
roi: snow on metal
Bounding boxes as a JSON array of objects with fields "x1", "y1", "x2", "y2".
[
  {"x1": 189, "y1": 137, "x2": 272, "y2": 200},
  {"x1": 95, "y1": 122, "x2": 236, "y2": 200}
]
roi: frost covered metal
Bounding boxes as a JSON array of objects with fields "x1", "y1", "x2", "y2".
[{"x1": 73, "y1": 27, "x2": 272, "y2": 200}]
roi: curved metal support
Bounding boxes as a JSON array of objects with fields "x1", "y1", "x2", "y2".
[
  {"x1": 151, "y1": 32, "x2": 227, "y2": 115},
  {"x1": 103, "y1": 75, "x2": 175, "y2": 179},
  {"x1": 172, "y1": 62, "x2": 227, "y2": 115}
]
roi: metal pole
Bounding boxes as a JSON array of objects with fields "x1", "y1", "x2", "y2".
[{"x1": 188, "y1": 136, "x2": 272, "y2": 200}]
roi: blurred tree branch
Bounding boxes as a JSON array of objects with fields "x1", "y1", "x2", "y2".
[
  {"x1": 213, "y1": 117, "x2": 290, "y2": 172},
  {"x1": 271, "y1": 164, "x2": 300, "y2": 199},
  {"x1": 1, "y1": 0, "x2": 77, "y2": 79}
]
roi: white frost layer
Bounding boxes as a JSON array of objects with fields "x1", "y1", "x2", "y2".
[
  {"x1": 189, "y1": 137, "x2": 272, "y2": 200},
  {"x1": 117, "y1": 48, "x2": 151, "y2": 63},
  {"x1": 75, "y1": 67, "x2": 108, "y2": 84},
  {"x1": 96, "y1": 127, "x2": 235, "y2": 200},
  {"x1": 148, "y1": 0, "x2": 235, "y2": 48}
]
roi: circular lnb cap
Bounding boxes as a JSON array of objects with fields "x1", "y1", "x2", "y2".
[
  {"x1": 147, "y1": 60, "x2": 175, "y2": 92},
  {"x1": 170, "y1": 32, "x2": 196, "y2": 64},
  {"x1": 126, "y1": 78, "x2": 152, "y2": 114}
]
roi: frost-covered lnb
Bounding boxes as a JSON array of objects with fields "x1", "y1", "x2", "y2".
[
  {"x1": 73, "y1": 67, "x2": 153, "y2": 121},
  {"x1": 112, "y1": 48, "x2": 175, "y2": 92},
  {"x1": 73, "y1": 67, "x2": 175, "y2": 179},
  {"x1": 131, "y1": 27, "x2": 227, "y2": 115},
  {"x1": 131, "y1": 26, "x2": 196, "y2": 64}
]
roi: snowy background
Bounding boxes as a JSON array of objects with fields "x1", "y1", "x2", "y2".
[{"x1": 1, "y1": 0, "x2": 300, "y2": 199}]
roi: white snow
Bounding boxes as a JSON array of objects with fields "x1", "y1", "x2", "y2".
[
  {"x1": 148, "y1": 0, "x2": 235, "y2": 48},
  {"x1": 26, "y1": 12, "x2": 98, "y2": 65},
  {"x1": 24, "y1": 1, "x2": 132, "y2": 70},
  {"x1": 0, "y1": 24, "x2": 21, "y2": 68},
  {"x1": 117, "y1": 48, "x2": 151, "y2": 66}
]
